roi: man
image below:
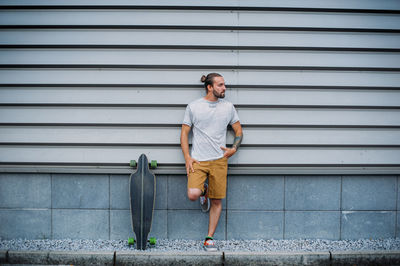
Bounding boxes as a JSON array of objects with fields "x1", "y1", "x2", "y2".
[{"x1": 180, "y1": 73, "x2": 243, "y2": 251}]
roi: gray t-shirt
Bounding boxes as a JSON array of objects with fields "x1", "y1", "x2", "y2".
[{"x1": 183, "y1": 98, "x2": 240, "y2": 161}]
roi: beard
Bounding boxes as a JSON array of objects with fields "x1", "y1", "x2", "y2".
[{"x1": 212, "y1": 89, "x2": 225, "y2": 99}]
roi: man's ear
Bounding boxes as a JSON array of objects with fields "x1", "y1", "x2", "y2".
[{"x1": 207, "y1": 84, "x2": 213, "y2": 92}]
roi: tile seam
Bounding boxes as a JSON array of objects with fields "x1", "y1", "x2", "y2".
[
  {"x1": 225, "y1": 174, "x2": 228, "y2": 240},
  {"x1": 283, "y1": 175, "x2": 286, "y2": 239},
  {"x1": 339, "y1": 175, "x2": 343, "y2": 240},
  {"x1": 166, "y1": 174, "x2": 169, "y2": 239},
  {"x1": 167, "y1": 175, "x2": 169, "y2": 239},
  {"x1": 109, "y1": 174, "x2": 111, "y2": 240},
  {"x1": 395, "y1": 175, "x2": 398, "y2": 237},
  {"x1": 50, "y1": 173, "x2": 53, "y2": 240}
]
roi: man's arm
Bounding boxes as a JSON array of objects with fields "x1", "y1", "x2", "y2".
[
  {"x1": 221, "y1": 121, "x2": 243, "y2": 158},
  {"x1": 232, "y1": 121, "x2": 243, "y2": 150},
  {"x1": 180, "y1": 124, "x2": 200, "y2": 175}
]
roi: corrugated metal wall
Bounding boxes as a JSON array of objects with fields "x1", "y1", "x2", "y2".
[{"x1": 1, "y1": 0, "x2": 400, "y2": 175}]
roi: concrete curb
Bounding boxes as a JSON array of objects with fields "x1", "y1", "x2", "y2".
[
  {"x1": 116, "y1": 251, "x2": 222, "y2": 266},
  {"x1": 6, "y1": 250, "x2": 114, "y2": 265},
  {"x1": 224, "y1": 251, "x2": 330, "y2": 265},
  {"x1": 1, "y1": 250, "x2": 400, "y2": 265},
  {"x1": 48, "y1": 251, "x2": 114, "y2": 265},
  {"x1": 0, "y1": 250, "x2": 7, "y2": 263},
  {"x1": 7, "y1": 251, "x2": 49, "y2": 265},
  {"x1": 331, "y1": 250, "x2": 400, "y2": 265}
]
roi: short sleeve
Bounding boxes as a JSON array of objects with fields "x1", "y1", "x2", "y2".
[
  {"x1": 182, "y1": 105, "x2": 193, "y2": 126},
  {"x1": 229, "y1": 104, "x2": 240, "y2": 125}
]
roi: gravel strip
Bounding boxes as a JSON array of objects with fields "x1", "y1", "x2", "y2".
[{"x1": 1, "y1": 238, "x2": 400, "y2": 253}]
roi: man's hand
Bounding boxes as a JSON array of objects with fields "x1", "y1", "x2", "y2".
[
  {"x1": 220, "y1": 146, "x2": 237, "y2": 158},
  {"x1": 185, "y1": 156, "x2": 200, "y2": 176}
]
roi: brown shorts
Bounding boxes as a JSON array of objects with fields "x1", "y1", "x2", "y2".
[{"x1": 187, "y1": 157, "x2": 228, "y2": 199}]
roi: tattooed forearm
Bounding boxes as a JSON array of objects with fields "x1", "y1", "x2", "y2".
[{"x1": 232, "y1": 134, "x2": 243, "y2": 151}]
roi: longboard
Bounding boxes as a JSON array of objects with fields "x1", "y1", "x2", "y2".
[{"x1": 128, "y1": 154, "x2": 157, "y2": 250}]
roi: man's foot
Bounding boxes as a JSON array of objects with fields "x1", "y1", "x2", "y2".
[
  {"x1": 200, "y1": 183, "x2": 210, "y2": 212},
  {"x1": 203, "y1": 236, "x2": 217, "y2": 251}
]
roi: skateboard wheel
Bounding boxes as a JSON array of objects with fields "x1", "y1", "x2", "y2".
[
  {"x1": 150, "y1": 160, "x2": 157, "y2": 169},
  {"x1": 149, "y1": 237, "x2": 156, "y2": 245},
  {"x1": 130, "y1": 160, "x2": 137, "y2": 167},
  {"x1": 128, "y1": 237, "x2": 135, "y2": 245}
]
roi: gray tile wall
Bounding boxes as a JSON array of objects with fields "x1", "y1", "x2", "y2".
[{"x1": 0, "y1": 174, "x2": 398, "y2": 240}]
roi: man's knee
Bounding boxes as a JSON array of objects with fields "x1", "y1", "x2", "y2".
[
  {"x1": 187, "y1": 188, "x2": 202, "y2": 201},
  {"x1": 211, "y1": 199, "x2": 222, "y2": 207}
]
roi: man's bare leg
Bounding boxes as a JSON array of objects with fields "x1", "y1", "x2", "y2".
[
  {"x1": 188, "y1": 189, "x2": 222, "y2": 237},
  {"x1": 207, "y1": 199, "x2": 222, "y2": 237}
]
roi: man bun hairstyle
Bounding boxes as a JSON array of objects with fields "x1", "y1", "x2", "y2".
[{"x1": 201, "y1": 73, "x2": 222, "y2": 92}]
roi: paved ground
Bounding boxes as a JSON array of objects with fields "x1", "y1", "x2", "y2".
[
  {"x1": 1, "y1": 238, "x2": 400, "y2": 265},
  {"x1": 1, "y1": 249, "x2": 400, "y2": 265}
]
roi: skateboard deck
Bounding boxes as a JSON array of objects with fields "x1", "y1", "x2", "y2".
[{"x1": 129, "y1": 154, "x2": 156, "y2": 250}]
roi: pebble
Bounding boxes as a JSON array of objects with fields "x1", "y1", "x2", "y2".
[{"x1": 1, "y1": 238, "x2": 400, "y2": 252}]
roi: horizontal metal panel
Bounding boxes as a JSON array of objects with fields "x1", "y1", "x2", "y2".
[
  {"x1": 238, "y1": 51, "x2": 400, "y2": 68},
  {"x1": 2, "y1": 49, "x2": 400, "y2": 68},
  {"x1": 238, "y1": 32, "x2": 400, "y2": 49},
  {"x1": 3, "y1": 45, "x2": 398, "y2": 52},
  {"x1": 234, "y1": 88, "x2": 400, "y2": 107},
  {"x1": 235, "y1": 147, "x2": 400, "y2": 165},
  {"x1": 236, "y1": 70, "x2": 400, "y2": 87},
  {"x1": 0, "y1": 69, "x2": 399, "y2": 87},
  {"x1": 0, "y1": 106, "x2": 184, "y2": 124},
  {"x1": 239, "y1": 0, "x2": 400, "y2": 10},
  {"x1": 1, "y1": 87, "x2": 400, "y2": 107},
  {"x1": 1, "y1": 10, "x2": 399, "y2": 30},
  {"x1": 0, "y1": 69, "x2": 237, "y2": 85},
  {"x1": 2, "y1": 64, "x2": 399, "y2": 72},
  {"x1": 1, "y1": 106, "x2": 399, "y2": 126},
  {"x1": 1, "y1": 164, "x2": 400, "y2": 175},
  {"x1": 237, "y1": 12, "x2": 400, "y2": 29},
  {"x1": 1, "y1": 0, "x2": 400, "y2": 11},
  {"x1": 0, "y1": 30, "x2": 237, "y2": 46},
  {"x1": 9, "y1": 26, "x2": 398, "y2": 34},
  {"x1": 0, "y1": 145, "x2": 399, "y2": 165},
  {"x1": 0, "y1": 87, "x2": 205, "y2": 104},
  {"x1": 0, "y1": 10, "x2": 237, "y2": 27},
  {"x1": 1, "y1": 30, "x2": 399, "y2": 49},
  {"x1": 0, "y1": 49, "x2": 236, "y2": 66},
  {"x1": 237, "y1": 108, "x2": 400, "y2": 126},
  {"x1": 1, "y1": 126, "x2": 400, "y2": 145},
  {"x1": 0, "y1": 126, "x2": 181, "y2": 144}
]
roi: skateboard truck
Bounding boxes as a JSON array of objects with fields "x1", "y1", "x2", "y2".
[
  {"x1": 130, "y1": 159, "x2": 157, "y2": 169},
  {"x1": 128, "y1": 237, "x2": 156, "y2": 246}
]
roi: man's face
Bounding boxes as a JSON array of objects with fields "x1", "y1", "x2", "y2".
[{"x1": 209, "y1": 76, "x2": 226, "y2": 98}]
